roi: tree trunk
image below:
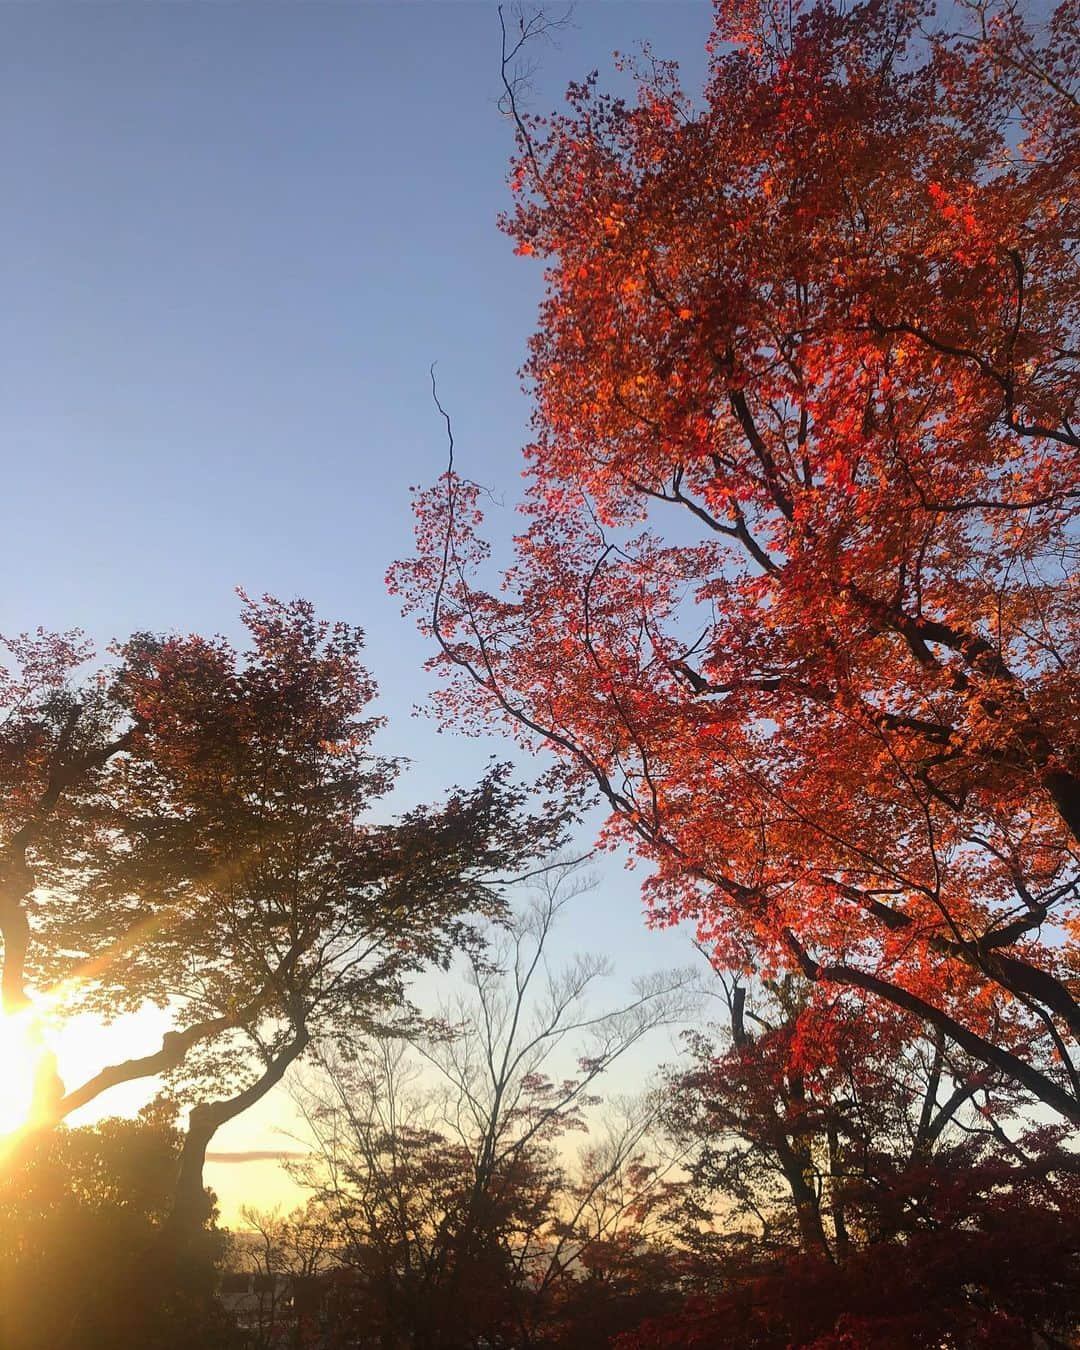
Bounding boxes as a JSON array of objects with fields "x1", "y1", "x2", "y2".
[{"x1": 167, "y1": 1023, "x2": 311, "y2": 1248}]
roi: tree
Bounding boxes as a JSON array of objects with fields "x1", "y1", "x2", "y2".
[
  {"x1": 0, "y1": 1102, "x2": 235, "y2": 1350},
  {"x1": 662, "y1": 975, "x2": 1026, "y2": 1261},
  {"x1": 226, "y1": 1199, "x2": 337, "y2": 1350},
  {"x1": 392, "y1": 0, "x2": 1080, "y2": 1120},
  {"x1": 290, "y1": 866, "x2": 695, "y2": 1349},
  {"x1": 1, "y1": 624, "x2": 127, "y2": 1016},
  {"x1": 635, "y1": 977, "x2": 1080, "y2": 1348},
  {"x1": 0, "y1": 594, "x2": 565, "y2": 1234}
]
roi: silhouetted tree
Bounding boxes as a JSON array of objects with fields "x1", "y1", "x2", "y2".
[
  {"x1": 1, "y1": 594, "x2": 566, "y2": 1247},
  {"x1": 290, "y1": 866, "x2": 696, "y2": 1348},
  {"x1": 635, "y1": 975, "x2": 1080, "y2": 1348},
  {"x1": 0, "y1": 1102, "x2": 236, "y2": 1350}
]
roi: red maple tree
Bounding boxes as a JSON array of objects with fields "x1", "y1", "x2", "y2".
[
  {"x1": 634, "y1": 977, "x2": 1080, "y2": 1348},
  {"x1": 392, "y1": 0, "x2": 1080, "y2": 1119}
]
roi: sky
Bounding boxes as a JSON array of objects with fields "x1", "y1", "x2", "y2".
[{"x1": 1, "y1": 1, "x2": 715, "y2": 1223}]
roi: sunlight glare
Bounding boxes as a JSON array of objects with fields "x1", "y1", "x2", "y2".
[{"x1": 0, "y1": 1007, "x2": 48, "y2": 1140}]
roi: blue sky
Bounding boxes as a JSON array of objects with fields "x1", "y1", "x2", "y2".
[
  {"x1": 3, "y1": 1, "x2": 715, "y2": 1209},
  {"x1": 1, "y1": 2, "x2": 708, "y2": 709}
]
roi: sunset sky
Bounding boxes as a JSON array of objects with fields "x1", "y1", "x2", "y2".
[{"x1": 1, "y1": 3, "x2": 714, "y2": 1223}]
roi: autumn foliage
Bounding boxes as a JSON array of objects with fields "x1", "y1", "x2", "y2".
[
  {"x1": 393, "y1": 0, "x2": 1080, "y2": 1121},
  {"x1": 0, "y1": 594, "x2": 564, "y2": 1236},
  {"x1": 4, "y1": 0, "x2": 1079, "y2": 1344},
  {"x1": 644, "y1": 979, "x2": 1080, "y2": 1347}
]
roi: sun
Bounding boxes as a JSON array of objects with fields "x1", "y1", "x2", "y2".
[{"x1": 0, "y1": 1007, "x2": 53, "y2": 1140}]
